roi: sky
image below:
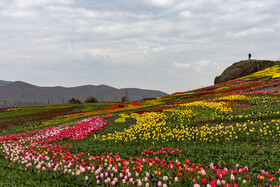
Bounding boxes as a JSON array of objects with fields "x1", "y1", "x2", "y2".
[{"x1": 1, "y1": 0, "x2": 280, "y2": 94}]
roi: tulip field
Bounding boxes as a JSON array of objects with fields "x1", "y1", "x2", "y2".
[{"x1": 2, "y1": 65, "x2": 280, "y2": 186}]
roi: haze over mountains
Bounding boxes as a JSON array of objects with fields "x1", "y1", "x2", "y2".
[
  {"x1": 0, "y1": 80, "x2": 11, "y2": 87},
  {"x1": 0, "y1": 81, "x2": 168, "y2": 107}
]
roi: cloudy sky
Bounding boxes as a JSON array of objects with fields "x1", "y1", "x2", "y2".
[{"x1": 1, "y1": 0, "x2": 280, "y2": 94}]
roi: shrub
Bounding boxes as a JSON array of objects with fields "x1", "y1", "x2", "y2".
[
  {"x1": 84, "y1": 96, "x2": 98, "y2": 103},
  {"x1": 68, "y1": 98, "x2": 81, "y2": 104}
]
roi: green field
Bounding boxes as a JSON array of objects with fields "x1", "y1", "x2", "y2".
[{"x1": 1, "y1": 65, "x2": 280, "y2": 186}]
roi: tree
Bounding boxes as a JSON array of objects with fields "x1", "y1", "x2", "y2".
[
  {"x1": 68, "y1": 98, "x2": 81, "y2": 104},
  {"x1": 84, "y1": 96, "x2": 98, "y2": 103}
]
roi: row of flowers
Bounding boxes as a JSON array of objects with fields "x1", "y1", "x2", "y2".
[
  {"x1": 165, "y1": 64, "x2": 280, "y2": 100},
  {"x1": 95, "y1": 112, "x2": 280, "y2": 143},
  {"x1": 1, "y1": 65, "x2": 280, "y2": 186},
  {"x1": 0, "y1": 106, "x2": 75, "y2": 132},
  {"x1": 1, "y1": 138, "x2": 280, "y2": 186},
  {"x1": 95, "y1": 92, "x2": 280, "y2": 143},
  {"x1": 0, "y1": 98, "x2": 166, "y2": 136}
]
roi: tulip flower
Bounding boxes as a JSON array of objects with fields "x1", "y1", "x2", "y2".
[{"x1": 201, "y1": 178, "x2": 207, "y2": 185}]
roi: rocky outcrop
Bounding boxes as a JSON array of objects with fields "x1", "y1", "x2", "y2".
[{"x1": 214, "y1": 60, "x2": 279, "y2": 84}]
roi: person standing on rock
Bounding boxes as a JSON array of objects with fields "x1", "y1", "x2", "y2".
[{"x1": 248, "y1": 53, "x2": 251, "y2": 60}]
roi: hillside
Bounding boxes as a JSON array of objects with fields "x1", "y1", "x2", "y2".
[
  {"x1": 1, "y1": 64, "x2": 280, "y2": 186},
  {"x1": 0, "y1": 81, "x2": 167, "y2": 107},
  {"x1": 214, "y1": 59, "x2": 279, "y2": 84},
  {"x1": 0, "y1": 80, "x2": 11, "y2": 87}
]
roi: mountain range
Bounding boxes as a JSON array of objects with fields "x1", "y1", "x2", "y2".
[
  {"x1": 0, "y1": 81, "x2": 168, "y2": 107},
  {"x1": 0, "y1": 80, "x2": 11, "y2": 87}
]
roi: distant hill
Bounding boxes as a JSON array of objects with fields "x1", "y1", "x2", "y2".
[
  {"x1": 0, "y1": 81, "x2": 168, "y2": 107},
  {"x1": 0, "y1": 80, "x2": 11, "y2": 87},
  {"x1": 214, "y1": 59, "x2": 280, "y2": 84}
]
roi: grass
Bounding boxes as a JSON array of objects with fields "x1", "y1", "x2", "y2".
[{"x1": 1, "y1": 66, "x2": 280, "y2": 186}]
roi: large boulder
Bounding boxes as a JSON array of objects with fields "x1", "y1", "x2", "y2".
[{"x1": 214, "y1": 60, "x2": 278, "y2": 84}]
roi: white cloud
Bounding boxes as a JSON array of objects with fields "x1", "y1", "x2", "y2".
[
  {"x1": 0, "y1": 0, "x2": 280, "y2": 93},
  {"x1": 173, "y1": 61, "x2": 191, "y2": 69},
  {"x1": 14, "y1": 0, "x2": 71, "y2": 8},
  {"x1": 194, "y1": 60, "x2": 211, "y2": 72},
  {"x1": 197, "y1": 60, "x2": 211, "y2": 67},
  {"x1": 179, "y1": 10, "x2": 191, "y2": 17},
  {"x1": 46, "y1": 5, "x2": 75, "y2": 13},
  {"x1": 0, "y1": 9, "x2": 38, "y2": 18},
  {"x1": 227, "y1": 27, "x2": 275, "y2": 37},
  {"x1": 148, "y1": 0, "x2": 175, "y2": 7}
]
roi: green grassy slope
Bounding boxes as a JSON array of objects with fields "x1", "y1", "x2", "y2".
[{"x1": 1, "y1": 65, "x2": 280, "y2": 186}]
